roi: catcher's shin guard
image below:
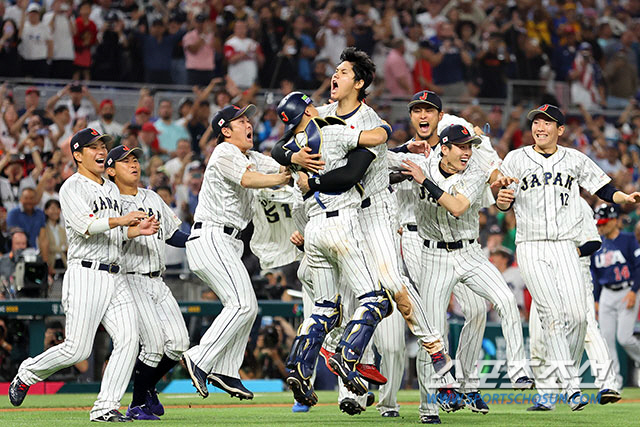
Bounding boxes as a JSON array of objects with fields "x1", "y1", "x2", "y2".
[
  {"x1": 286, "y1": 296, "x2": 342, "y2": 378},
  {"x1": 336, "y1": 289, "x2": 392, "y2": 364}
]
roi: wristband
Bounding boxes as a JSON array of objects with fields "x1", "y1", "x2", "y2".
[
  {"x1": 380, "y1": 124, "x2": 392, "y2": 140},
  {"x1": 308, "y1": 176, "x2": 321, "y2": 191},
  {"x1": 422, "y1": 178, "x2": 444, "y2": 200}
]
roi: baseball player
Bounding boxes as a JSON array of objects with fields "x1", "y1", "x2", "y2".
[
  {"x1": 402, "y1": 124, "x2": 533, "y2": 424},
  {"x1": 528, "y1": 198, "x2": 621, "y2": 411},
  {"x1": 496, "y1": 104, "x2": 640, "y2": 410},
  {"x1": 591, "y1": 204, "x2": 640, "y2": 390},
  {"x1": 280, "y1": 48, "x2": 450, "y2": 416},
  {"x1": 181, "y1": 104, "x2": 291, "y2": 400},
  {"x1": 8, "y1": 128, "x2": 159, "y2": 422},
  {"x1": 273, "y1": 91, "x2": 396, "y2": 408},
  {"x1": 391, "y1": 91, "x2": 500, "y2": 415},
  {"x1": 105, "y1": 145, "x2": 191, "y2": 420}
]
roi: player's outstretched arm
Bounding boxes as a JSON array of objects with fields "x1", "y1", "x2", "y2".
[
  {"x1": 127, "y1": 216, "x2": 160, "y2": 238},
  {"x1": 357, "y1": 123, "x2": 392, "y2": 147},
  {"x1": 401, "y1": 159, "x2": 471, "y2": 217},
  {"x1": 299, "y1": 149, "x2": 375, "y2": 194},
  {"x1": 240, "y1": 167, "x2": 291, "y2": 189}
]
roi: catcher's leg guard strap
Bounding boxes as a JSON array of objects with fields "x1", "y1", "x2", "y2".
[
  {"x1": 337, "y1": 290, "x2": 392, "y2": 363},
  {"x1": 286, "y1": 297, "x2": 342, "y2": 378}
]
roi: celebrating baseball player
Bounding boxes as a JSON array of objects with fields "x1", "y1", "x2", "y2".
[
  {"x1": 105, "y1": 145, "x2": 191, "y2": 420},
  {"x1": 9, "y1": 128, "x2": 159, "y2": 422},
  {"x1": 275, "y1": 48, "x2": 450, "y2": 417},
  {"x1": 401, "y1": 124, "x2": 533, "y2": 424},
  {"x1": 273, "y1": 90, "x2": 396, "y2": 408},
  {"x1": 181, "y1": 105, "x2": 291, "y2": 400},
  {"x1": 591, "y1": 204, "x2": 640, "y2": 391},
  {"x1": 496, "y1": 104, "x2": 640, "y2": 410},
  {"x1": 528, "y1": 198, "x2": 621, "y2": 411}
]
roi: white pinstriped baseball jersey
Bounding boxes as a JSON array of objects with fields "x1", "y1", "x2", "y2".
[
  {"x1": 303, "y1": 125, "x2": 362, "y2": 217},
  {"x1": 394, "y1": 179, "x2": 417, "y2": 227},
  {"x1": 120, "y1": 188, "x2": 181, "y2": 273},
  {"x1": 316, "y1": 102, "x2": 387, "y2": 198},
  {"x1": 59, "y1": 173, "x2": 124, "y2": 264},
  {"x1": 193, "y1": 142, "x2": 281, "y2": 230},
  {"x1": 438, "y1": 114, "x2": 501, "y2": 172},
  {"x1": 500, "y1": 146, "x2": 610, "y2": 243},
  {"x1": 577, "y1": 198, "x2": 601, "y2": 246},
  {"x1": 250, "y1": 186, "x2": 303, "y2": 270},
  {"x1": 413, "y1": 155, "x2": 489, "y2": 242}
]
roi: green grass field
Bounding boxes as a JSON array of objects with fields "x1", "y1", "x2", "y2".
[{"x1": 2, "y1": 389, "x2": 639, "y2": 426}]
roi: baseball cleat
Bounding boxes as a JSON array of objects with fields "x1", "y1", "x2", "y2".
[
  {"x1": 90, "y1": 409, "x2": 133, "y2": 422},
  {"x1": 381, "y1": 410, "x2": 399, "y2": 417},
  {"x1": 328, "y1": 354, "x2": 368, "y2": 396},
  {"x1": 527, "y1": 402, "x2": 553, "y2": 411},
  {"x1": 125, "y1": 404, "x2": 160, "y2": 421},
  {"x1": 8, "y1": 376, "x2": 29, "y2": 407},
  {"x1": 430, "y1": 350, "x2": 453, "y2": 377},
  {"x1": 292, "y1": 401, "x2": 310, "y2": 412},
  {"x1": 320, "y1": 347, "x2": 386, "y2": 385},
  {"x1": 597, "y1": 389, "x2": 621, "y2": 405},
  {"x1": 339, "y1": 398, "x2": 365, "y2": 415},
  {"x1": 145, "y1": 389, "x2": 164, "y2": 416},
  {"x1": 366, "y1": 391, "x2": 375, "y2": 407},
  {"x1": 465, "y1": 391, "x2": 489, "y2": 414},
  {"x1": 420, "y1": 415, "x2": 442, "y2": 424},
  {"x1": 286, "y1": 370, "x2": 318, "y2": 407},
  {"x1": 436, "y1": 388, "x2": 465, "y2": 413},
  {"x1": 182, "y1": 354, "x2": 209, "y2": 398},
  {"x1": 513, "y1": 376, "x2": 535, "y2": 390},
  {"x1": 207, "y1": 373, "x2": 254, "y2": 400},
  {"x1": 568, "y1": 391, "x2": 589, "y2": 411}
]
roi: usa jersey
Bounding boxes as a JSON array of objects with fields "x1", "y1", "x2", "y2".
[{"x1": 590, "y1": 232, "x2": 640, "y2": 301}]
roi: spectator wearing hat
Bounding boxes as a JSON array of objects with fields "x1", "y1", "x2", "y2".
[
  {"x1": 154, "y1": 99, "x2": 191, "y2": 153},
  {"x1": 88, "y1": 99, "x2": 124, "y2": 139},
  {"x1": 138, "y1": 122, "x2": 166, "y2": 160},
  {"x1": 0, "y1": 154, "x2": 38, "y2": 212},
  {"x1": 183, "y1": 14, "x2": 217, "y2": 86},
  {"x1": 47, "y1": 83, "x2": 98, "y2": 124},
  {"x1": 224, "y1": 18, "x2": 264, "y2": 90},
  {"x1": 132, "y1": 107, "x2": 152, "y2": 127},
  {"x1": 18, "y1": 2, "x2": 53, "y2": 78},
  {"x1": 42, "y1": 0, "x2": 75, "y2": 79},
  {"x1": 73, "y1": 1, "x2": 98, "y2": 81},
  {"x1": 6, "y1": 188, "x2": 45, "y2": 248},
  {"x1": 489, "y1": 245, "x2": 527, "y2": 320}
]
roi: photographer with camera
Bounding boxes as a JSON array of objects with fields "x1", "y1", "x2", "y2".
[
  {"x1": 0, "y1": 229, "x2": 48, "y2": 298},
  {"x1": 253, "y1": 318, "x2": 292, "y2": 380},
  {"x1": 43, "y1": 320, "x2": 89, "y2": 381}
]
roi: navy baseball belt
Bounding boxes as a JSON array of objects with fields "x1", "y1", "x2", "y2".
[
  {"x1": 81, "y1": 260, "x2": 120, "y2": 274},
  {"x1": 193, "y1": 222, "x2": 241, "y2": 239},
  {"x1": 604, "y1": 281, "x2": 631, "y2": 291},
  {"x1": 360, "y1": 186, "x2": 393, "y2": 209},
  {"x1": 127, "y1": 271, "x2": 162, "y2": 278},
  {"x1": 423, "y1": 239, "x2": 475, "y2": 251},
  {"x1": 406, "y1": 224, "x2": 418, "y2": 232}
]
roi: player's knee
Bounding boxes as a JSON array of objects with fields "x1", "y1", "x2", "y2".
[
  {"x1": 616, "y1": 330, "x2": 638, "y2": 348},
  {"x1": 565, "y1": 309, "x2": 587, "y2": 326}
]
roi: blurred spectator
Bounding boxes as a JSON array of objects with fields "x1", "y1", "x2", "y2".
[
  {"x1": 384, "y1": 39, "x2": 412, "y2": 98},
  {"x1": 136, "y1": 19, "x2": 186, "y2": 84},
  {"x1": 155, "y1": 185, "x2": 187, "y2": 271},
  {"x1": 92, "y1": 12, "x2": 128, "y2": 82},
  {"x1": 49, "y1": 105, "x2": 72, "y2": 147},
  {"x1": 43, "y1": 0, "x2": 74, "y2": 79},
  {"x1": 0, "y1": 154, "x2": 37, "y2": 212},
  {"x1": 0, "y1": 18, "x2": 21, "y2": 77},
  {"x1": 163, "y1": 139, "x2": 193, "y2": 184},
  {"x1": 569, "y1": 42, "x2": 604, "y2": 110},
  {"x1": 175, "y1": 165, "x2": 202, "y2": 219},
  {"x1": 183, "y1": 14, "x2": 217, "y2": 86},
  {"x1": 489, "y1": 245, "x2": 527, "y2": 320},
  {"x1": 168, "y1": 12, "x2": 188, "y2": 85},
  {"x1": 73, "y1": 1, "x2": 97, "y2": 81},
  {"x1": 252, "y1": 322, "x2": 288, "y2": 379},
  {"x1": 604, "y1": 32, "x2": 638, "y2": 109},
  {"x1": 255, "y1": 106, "x2": 283, "y2": 150},
  {"x1": 138, "y1": 122, "x2": 165, "y2": 160},
  {"x1": 88, "y1": 99, "x2": 124, "y2": 139},
  {"x1": 351, "y1": 13, "x2": 376, "y2": 58},
  {"x1": 475, "y1": 32, "x2": 510, "y2": 99},
  {"x1": 7, "y1": 188, "x2": 45, "y2": 248},
  {"x1": 316, "y1": 9, "x2": 346, "y2": 68},
  {"x1": 18, "y1": 3, "x2": 52, "y2": 78},
  {"x1": 43, "y1": 320, "x2": 89, "y2": 380},
  {"x1": 0, "y1": 317, "x2": 14, "y2": 376},
  {"x1": 257, "y1": 5, "x2": 288, "y2": 88},
  {"x1": 38, "y1": 199, "x2": 66, "y2": 277},
  {"x1": 186, "y1": 100, "x2": 210, "y2": 155},
  {"x1": 48, "y1": 83, "x2": 98, "y2": 123},
  {"x1": 429, "y1": 20, "x2": 472, "y2": 98},
  {"x1": 290, "y1": 15, "x2": 317, "y2": 89},
  {"x1": 551, "y1": 26, "x2": 578, "y2": 82},
  {"x1": 224, "y1": 19, "x2": 263, "y2": 90},
  {"x1": 154, "y1": 99, "x2": 191, "y2": 153}
]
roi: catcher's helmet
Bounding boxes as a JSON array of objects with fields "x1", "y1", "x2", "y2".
[{"x1": 277, "y1": 92, "x2": 313, "y2": 132}]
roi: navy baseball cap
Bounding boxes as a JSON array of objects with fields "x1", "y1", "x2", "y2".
[
  {"x1": 105, "y1": 145, "x2": 143, "y2": 169},
  {"x1": 70, "y1": 128, "x2": 113, "y2": 153},
  {"x1": 527, "y1": 104, "x2": 565, "y2": 126},
  {"x1": 277, "y1": 92, "x2": 313, "y2": 132},
  {"x1": 439, "y1": 124, "x2": 481, "y2": 145},
  {"x1": 594, "y1": 204, "x2": 620, "y2": 225},
  {"x1": 408, "y1": 90, "x2": 442, "y2": 112},
  {"x1": 211, "y1": 104, "x2": 257, "y2": 138}
]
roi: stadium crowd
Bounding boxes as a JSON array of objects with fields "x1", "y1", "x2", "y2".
[{"x1": 1, "y1": 0, "x2": 640, "y2": 383}]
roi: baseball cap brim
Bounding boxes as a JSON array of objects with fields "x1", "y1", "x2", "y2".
[
  {"x1": 596, "y1": 218, "x2": 613, "y2": 225},
  {"x1": 408, "y1": 99, "x2": 441, "y2": 111},
  {"x1": 106, "y1": 147, "x2": 143, "y2": 168},
  {"x1": 526, "y1": 110, "x2": 561, "y2": 124},
  {"x1": 83, "y1": 133, "x2": 114, "y2": 148},
  {"x1": 448, "y1": 134, "x2": 482, "y2": 145},
  {"x1": 231, "y1": 104, "x2": 257, "y2": 122}
]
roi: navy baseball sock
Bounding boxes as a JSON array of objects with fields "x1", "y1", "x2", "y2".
[
  {"x1": 131, "y1": 359, "x2": 156, "y2": 407},
  {"x1": 148, "y1": 355, "x2": 179, "y2": 390}
]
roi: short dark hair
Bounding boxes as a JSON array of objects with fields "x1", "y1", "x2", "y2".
[
  {"x1": 53, "y1": 105, "x2": 69, "y2": 115},
  {"x1": 339, "y1": 47, "x2": 375, "y2": 101},
  {"x1": 155, "y1": 185, "x2": 172, "y2": 195},
  {"x1": 44, "y1": 199, "x2": 61, "y2": 210}
]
